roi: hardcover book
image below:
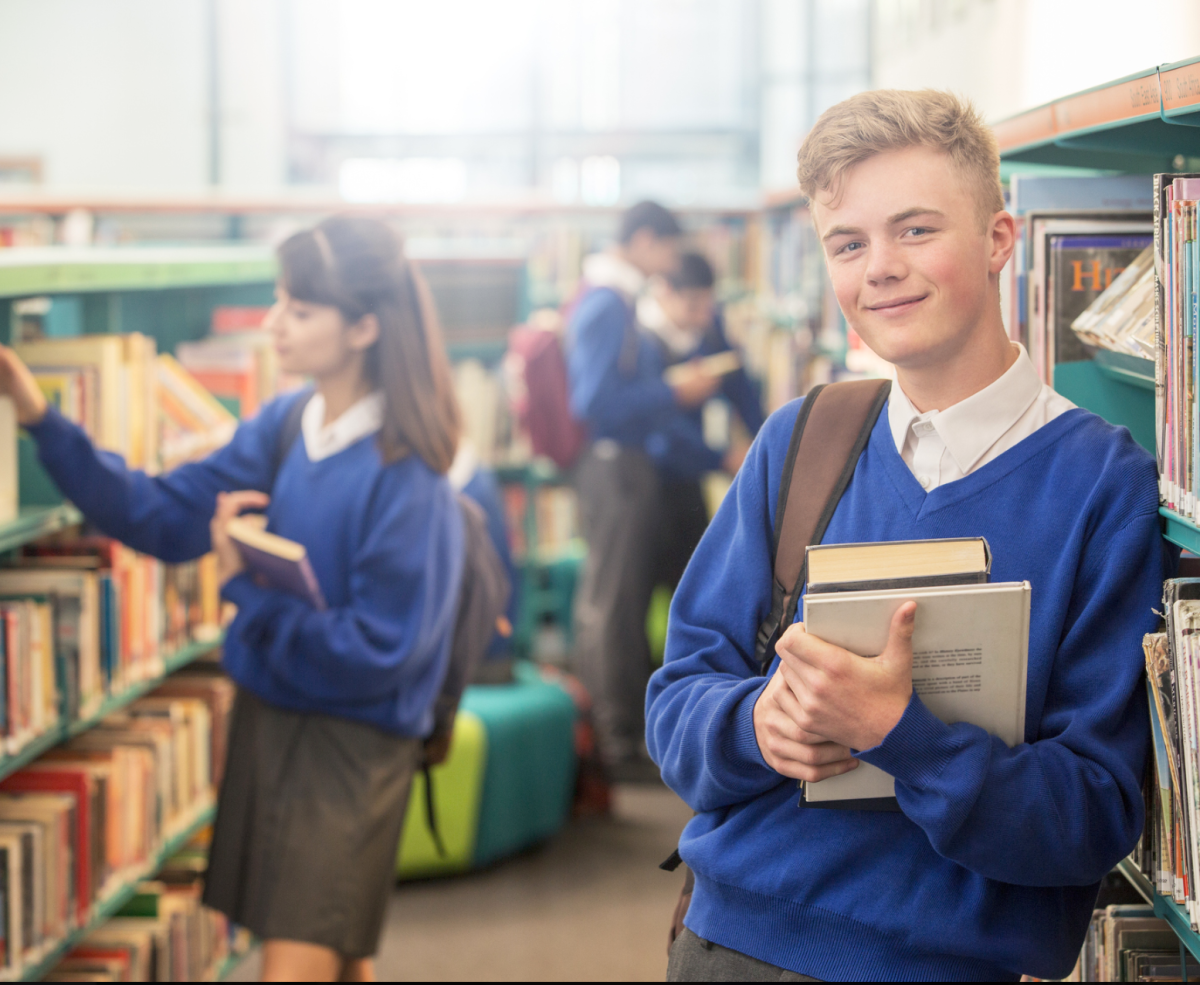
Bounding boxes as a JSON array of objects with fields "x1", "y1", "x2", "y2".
[{"x1": 225, "y1": 517, "x2": 326, "y2": 610}]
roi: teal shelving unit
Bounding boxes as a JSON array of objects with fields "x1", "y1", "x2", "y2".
[{"x1": 996, "y1": 58, "x2": 1200, "y2": 967}]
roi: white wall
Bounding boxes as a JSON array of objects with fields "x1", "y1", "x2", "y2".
[
  {"x1": 874, "y1": 0, "x2": 1200, "y2": 123},
  {"x1": 0, "y1": 0, "x2": 285, "y2": 194}
]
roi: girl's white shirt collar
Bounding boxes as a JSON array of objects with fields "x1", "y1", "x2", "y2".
[{"x1": 300, "y1": 391, "x2": 386, "y2": 462}]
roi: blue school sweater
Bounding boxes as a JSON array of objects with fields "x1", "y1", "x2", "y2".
[
  {"x1": 648, "y1": 311, "x2": 766, "y2": 481},
  {"x1": 28, "y1": 391, "x2": 464, "y2": 738},
  {"x1": 567, "y1": 286, "x2": 676, "y2": 449},
  {"x1": 645, "y1": 398, "x2": 1172, "y2": 981}
]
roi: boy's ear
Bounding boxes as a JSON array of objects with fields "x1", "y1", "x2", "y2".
[
  {"x1": 987, "y1": 211, "x2": 1017, "y2": 275},
  {"x1": 347, "y1": 312, "x2": 381, "y2": 352}
]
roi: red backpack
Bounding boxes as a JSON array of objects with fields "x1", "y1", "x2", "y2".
[{"x1": 505, "y1": 325, "x2": 586, "y2": 470}]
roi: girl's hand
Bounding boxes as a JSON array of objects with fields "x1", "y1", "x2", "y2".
[
  {"x1": 211, "y1": 490, "x2": 271, "y2": 587},
  {"x1": 0, "y1": 347, "x2": 48, "y2": 426}
]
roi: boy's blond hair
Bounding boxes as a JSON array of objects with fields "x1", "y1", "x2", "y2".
[{"x1": 796, "y1": 89, "x2": 1004, "y2": 226}]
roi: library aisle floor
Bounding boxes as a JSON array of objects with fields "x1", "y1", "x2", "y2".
[{"x1": 225, "y1": 783, "x2": 693, "y2": 981}]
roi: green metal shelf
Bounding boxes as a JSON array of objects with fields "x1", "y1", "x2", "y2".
[
  {"x1": 1116, "y1": 858, "x2": 1200, "y2": 963},
  {"x1": 20, "y1": 802, "x2": 217, "y2": 981},
  {"x1": 0, "y1": 634, "x2": 223, "y2": 786},
  {"x1": 995, "y1": 56, "x2": 1200, "y2": 171},
  {"x1": 0, "y1": 246, "x2": 275, "y2": 299},
  {"x1": 0, "y1": 505, "x2": 83, "y2": 555},
  {"x1": 1162, "y1": 508, "x2": 1200, "y2": 555}
]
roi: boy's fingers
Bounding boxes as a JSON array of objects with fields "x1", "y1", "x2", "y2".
[{"x1": 885, "y1": 602, "x2": 917, "y2": 666}]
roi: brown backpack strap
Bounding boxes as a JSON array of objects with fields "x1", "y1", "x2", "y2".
[{"x1": 755, "y1": 378, "x2": 892, "y2": 673}]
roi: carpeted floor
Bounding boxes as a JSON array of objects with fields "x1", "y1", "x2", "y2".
[{"x1": 227, "y1": 783, "x2": 693, "y2": 982}]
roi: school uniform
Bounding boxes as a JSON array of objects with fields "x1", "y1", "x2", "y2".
[
  {"x1": 639, "y1": 297, "x2": 765, "y2": 587},
  {"x1": 27, "y1": 389, "x2": 464, "y2": 957},
  {"x1": 650, "y1": 345, "x2": 1174, "y2": 981},
  {"x1": 568, "y1": 252, "x2": 676, "y2": 768}
]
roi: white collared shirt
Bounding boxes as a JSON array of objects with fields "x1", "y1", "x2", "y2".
[
  {"x1": 581, "y1": 251, "x2": 646, "y2": 302},
  {"x1": 301, "y1": 390, "x2": 386, "y2": 462},
  {"x1": 887, "y1": 343, "x2": 1075, "y2": 491},
  {"x1": 637, "y1": 294, "x2": 702, "y2": 359}
]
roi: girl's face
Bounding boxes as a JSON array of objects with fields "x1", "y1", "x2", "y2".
[{"x1": 264, "y1": 284, "x2": 378, "y2": 379}]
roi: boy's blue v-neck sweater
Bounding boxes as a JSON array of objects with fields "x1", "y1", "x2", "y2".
[
  {"x1": 646, "y1": 397, "x2": 1173, "y2": 982},
  {"x1": 28, "y1": 391, "x2": 464, "y2": 738}
]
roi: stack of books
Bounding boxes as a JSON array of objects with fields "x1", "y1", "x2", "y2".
[
  {"x1": 1075, "y1": 904, "x2": 1199, "y2": 981},
  {"x1": 1155, "y1": 172, "x2": 1200, "y2": 517},
  {"x1": 156, "y1": 354, "x2": 238, "y2": 472},
  {"x1": 0, "y1": 681, "x2": 230, "y2": 978},
  {"x1": 1134, "y1": 578, "x2": 1200, "y2": 923}
]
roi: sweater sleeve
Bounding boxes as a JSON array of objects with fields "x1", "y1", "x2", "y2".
[
  {"x1": 220, "y1": 465, "x2": 464, "y2": 705},
  {"x1": 567, "y1": 288, "x2": 675, "y2": 433},
  {"x1": 26, "y1": 397, "x2": 296, "y2": 563},
  {"x1": 857, "y1": 504, "x2": 1169, "y2": 886},
  {"x1": 645, "y1": 406, "x2": 797, "y2": 810}
]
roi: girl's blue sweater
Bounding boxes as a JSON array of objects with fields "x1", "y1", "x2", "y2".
[
  {"x1": 646, "y1": 398, "x2": 1172, "y2": 981},
  {"x1": 29, "y1": 391, "x2": 464, "y2": 738}
]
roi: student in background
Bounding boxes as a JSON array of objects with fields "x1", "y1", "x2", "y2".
[
  {"x1": 648, "y1": 91, "x2": 1170, "y2": 981},
  {"x1": 0, "y1": 216, "x2": 463, "y2": 983},
  {"x1": 568, "y1": 200, "x2": 722, "y2": 779},
  {"x1": 639, "y1": 251, "x2": 765, "y2": 590}
]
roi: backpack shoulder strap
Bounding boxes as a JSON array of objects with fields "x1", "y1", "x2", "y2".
[
  {"x1": 755, "y1": 378, "x2": 891, "y2": 673},
  {"x1": 269, "y1": 389, "x2": 315, "y2": 491}
]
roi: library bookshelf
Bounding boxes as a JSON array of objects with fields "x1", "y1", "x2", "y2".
[
  {"x1": 999, "y1": 60, "x2": 1200, "y2": 969},
  {"x1": 0, "y1": 503, "x2": 227, "y2": 982},
  {"x1": 0, "y1": 246, "x2": 266, "y2": 980}
]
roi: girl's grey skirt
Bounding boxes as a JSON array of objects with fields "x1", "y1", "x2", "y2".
[{"x1": 202, "y1": 688, "x2": 421, "y2": 958}]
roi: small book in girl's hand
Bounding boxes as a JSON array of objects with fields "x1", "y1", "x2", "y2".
[{"x1": 225, "y1": 515, "x2": 327, "y2": 610}]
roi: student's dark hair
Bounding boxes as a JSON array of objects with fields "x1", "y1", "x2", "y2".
[
  {"x1": 667, "y1": 252, "x2": 716, "y2": 291},
  {"x1": 276, "y1": 215, "x2": 460, "y2": 474},
  {"x1": 618, "y1": 200, "x2": 683, "y2": 244}
]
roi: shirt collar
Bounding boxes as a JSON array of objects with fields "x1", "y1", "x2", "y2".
[
  {"x1": 301, "y1": 390, "x2": 386, "y2": 462},
  {"x1": 887, "y1": 343, "x2": 1043, "y2": 473},
  {"x1": 637, "y1": 295, "x2": 702, "y2": 358},
  {"x1": 582, "y1": 251, "x2": 646, "y2": 300}
]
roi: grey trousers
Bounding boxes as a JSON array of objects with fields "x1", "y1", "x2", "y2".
[
  {"x1": 667, "y1": 929, "x2": 822, "y2": 982},
  {"x1": 572, "y1": 442, "x2": 662, "y2": 765}
]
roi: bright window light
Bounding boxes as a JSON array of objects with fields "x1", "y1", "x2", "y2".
[
  {"x1": 580, "y1": 156, "x2": 620, "y2": 205},
  {"x1": 551, "y1": 158, "x2": 580, "y2": 203},
  {"x1": 339, "y1": 158, "x2": 468, "y2": 203}
]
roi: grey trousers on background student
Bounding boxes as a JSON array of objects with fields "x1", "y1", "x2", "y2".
[{"x1": 572, "y1": 440, "x2": 661, "y2": 768}]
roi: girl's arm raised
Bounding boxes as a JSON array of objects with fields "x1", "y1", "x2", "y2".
[{"x1": 0, "y1": 347, "x2": 297, "y2": 563}]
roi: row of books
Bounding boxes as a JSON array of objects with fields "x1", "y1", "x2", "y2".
[
  {"x1": 501, "y1": 484, "x2": 579, "y2": 562},
  {"x1": 0, "y1": 533, "x2": 223, "y2": 761},
  {"x1": 0, "y1": 664, "x2": 234, "y2": 978},
  {"x1": 1072, "y1": 904, "x2": 1199, "y2": 981},
  {"x1": 1130, "y1": 579, "x2": 1200, "y2": 929},
  {"x1": 44, "y1": 851, "x2": 247, "y2": 982},
  {"x1": 1156, "y1": 174, "x2": 1200, "y2": 519}
]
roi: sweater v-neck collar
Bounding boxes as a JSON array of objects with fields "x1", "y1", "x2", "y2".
[{"x1": 872, "y1": 402, "x2": 1091, "y2": 519}]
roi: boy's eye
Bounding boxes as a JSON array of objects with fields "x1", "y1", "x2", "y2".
[
  {"x1": 904, "y1": 227, "x2": 932, "y2": 237},
  {"x1": 836, "y1": 241, "x2": 865, "y2": 256}
]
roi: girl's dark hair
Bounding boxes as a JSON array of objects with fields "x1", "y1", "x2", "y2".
[{"x1": 276, "y1": 215, "x2": 460, "y2": 474}]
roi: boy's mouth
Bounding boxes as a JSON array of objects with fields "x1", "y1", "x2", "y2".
[{"x1": 866, "y1": 294, "x2": 927, "y2": 316}]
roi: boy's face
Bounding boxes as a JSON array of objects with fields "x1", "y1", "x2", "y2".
[
  {"x1": 659, "y1": 285, "x2": 715, "y2": 335},
  {"x1": 811, "y1": 146, "x2": 1012, "y2": 372}
]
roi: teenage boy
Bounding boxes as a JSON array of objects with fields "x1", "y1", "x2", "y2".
[
  {"x1": 639, "y1": 252, "x2": 764, "y2": 588},
  {"x1": 647, "y1": 90, "x2": 1171, "y2": 982},
  {"x1": 569, "y1": 201, "x2": 721, "y2": 778}
]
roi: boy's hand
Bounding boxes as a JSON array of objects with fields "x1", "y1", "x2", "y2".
[
  {"x1": 753, "y1": 666, "x2": 860, "y2": 781},
  {"x1": 775, "y1": 602, "x2": 917, "y2": 752},
  {"x1": 0, "y1": 347, "x2": 48, "y2": 426},
  {"x1": 670, "y1": 362, "x2": 721, "y2": 408},
  {"x1": 211, "y1": 490, "x2": 270, "y2": 587}
]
